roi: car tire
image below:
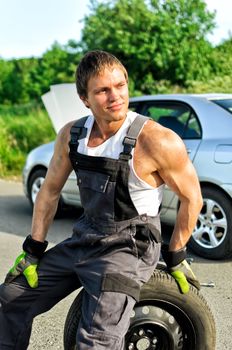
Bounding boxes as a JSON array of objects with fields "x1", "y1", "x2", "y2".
[
  {"x1": 63, "y1": 269, "x2": 216, "y2": 350},
  {"x1": 28, "y1": 168, "x2": 64, "y2": 218},
  {"x1": 189, "y1": 186, "x2": 232, "y2": 259}
]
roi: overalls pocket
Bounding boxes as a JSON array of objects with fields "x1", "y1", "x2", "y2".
[
  {"x1": 76, "y1": 169, "x2": 114, "y2": 219},
  {"x1": 77, "y1": 169, "x2": 110, "y2": 193},
  {"x1": 132, "y1": 224, "x2": 151, "y2": 259}
]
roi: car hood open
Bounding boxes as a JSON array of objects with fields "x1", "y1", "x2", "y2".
[{"x1": 41, "y1": 84, "x2": 90, "y2": 133}]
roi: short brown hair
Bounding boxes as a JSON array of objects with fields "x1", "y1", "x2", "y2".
[{"x1": 75, "y1": 50, "x2": 128, "y2": 98}]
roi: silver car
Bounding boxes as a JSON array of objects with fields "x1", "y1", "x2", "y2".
[{"x1": 23, "y1": 86, "x2": 232, "y2": 260}]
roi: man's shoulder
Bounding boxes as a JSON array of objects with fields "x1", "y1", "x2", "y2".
[
  {"x1": 60, "y1": 115, "x2": 92, "y2": 135},
  {"x1": 140, "y1": 118, "x2": 184, "y2": 152},
  {"x1": 143, "y1": 118, "x2": 180, "y2": 137},
  {"x1": 69, "y1": 115, "x2": 93, "y2": 129}
]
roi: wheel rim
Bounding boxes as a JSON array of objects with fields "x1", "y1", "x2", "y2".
[
  {"x1": 31, "y1": 176, "x2": 44, "y2": 204},
  {"x1": 192, "y1": 197, "x2": 227, "y2": 249},
  {"x1": 126, "y1": 302, "x2": 195, "y2": 350}
]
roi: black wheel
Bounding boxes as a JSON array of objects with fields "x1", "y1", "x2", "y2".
[
  {"x1": 189, "y1": 186, "x2": 232, "y2": 259},
  {"x1": 28, "y1": 169, "x2": 47, "y2": 207},
  {"x1": 64, "y1": 289, "x2": 83, "y2": 350},
  {"x1": 28, "y1": 168, "x2": 64, "y2": 217},
  {"x1": 63, "y1": 269, "x2": 216, "y2": 350}
]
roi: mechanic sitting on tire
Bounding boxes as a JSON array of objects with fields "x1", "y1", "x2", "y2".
[{"x1": 0, "y1": 50, "x2": 202, "y2": 350}]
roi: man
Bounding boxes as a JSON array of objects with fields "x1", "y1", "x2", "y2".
[{"x1": 0, "y1": 50, "x2": 202, "y2": 349}]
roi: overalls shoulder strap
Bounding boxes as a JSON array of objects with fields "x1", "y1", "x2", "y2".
[
  {"x1": 120, "y1": 114, "x2": 150, "y2": 161},
  {"x1": 69, "y1": 116, "x2": 89, "y2": 147}
]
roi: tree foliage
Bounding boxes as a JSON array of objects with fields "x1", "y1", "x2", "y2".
[
  {"x1": 0, "y1": 0, "x2": 232, "y2": 105},
  {"x1": 0, "y1": 41, "x2": 82, "y2": 104},
  {"x1": 80, "y1": 0, "x2": 216, "y2": 93},
  {"x1": 212, "y1": 38, "x2": 232, "y2": 76}
]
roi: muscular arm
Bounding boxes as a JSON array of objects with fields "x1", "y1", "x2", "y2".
[
  {"x1": 140, "y1": 121, "x2": 203, "y2": 251},
  {"x1": 159, "y1": 144, "x2": 203, "y2": 251},
  {"x1": 31, "y1": 123, "x2": 73, "y2": 243}
]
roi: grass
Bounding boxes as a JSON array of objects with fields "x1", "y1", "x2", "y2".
[{"x1": 0, "y1": 103, "x2": 56, "y2": 178}]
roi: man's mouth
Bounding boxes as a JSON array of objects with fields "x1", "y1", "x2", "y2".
[{"x1": 108, "y1": 103, "x2": 123, "y2": 111}]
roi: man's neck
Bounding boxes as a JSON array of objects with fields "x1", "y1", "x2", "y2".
[{"x1": 90, "y1": 114, "x2": 128, "y2": 145}]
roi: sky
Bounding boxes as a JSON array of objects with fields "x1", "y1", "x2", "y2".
[{"x1": 0, "y1": 0, "x2": 231, "y2": 60}]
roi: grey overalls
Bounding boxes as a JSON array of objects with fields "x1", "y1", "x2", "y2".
[{"x1": 0, "y1": 115, "x2": 161, "y2": 350}]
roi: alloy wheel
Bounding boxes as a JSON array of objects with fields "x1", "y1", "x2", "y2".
[{"x1": 192, "y1": 197, "x2": 227, "y2": 249}]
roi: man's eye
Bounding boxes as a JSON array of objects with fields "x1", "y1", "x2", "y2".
[{"x1": 118, "y1": 82, "x2": 126, "y2": 89}]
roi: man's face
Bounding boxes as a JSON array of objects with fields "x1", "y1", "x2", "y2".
[{"x1": 81, "y1": 66, "x2": 129, "y2": 123}]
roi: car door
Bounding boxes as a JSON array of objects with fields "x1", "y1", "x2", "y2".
[{"x1": 130, "y1": 100, "x2": 202, "y2": 219}]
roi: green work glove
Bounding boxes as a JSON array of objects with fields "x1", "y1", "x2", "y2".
[
  {"x1": 4, "y1": 235, "x2": 48, "y2": 289},
  {"x1": 161, "y1": 244, "x2": 200, "y2": 294},
  {"x1": 5, "y1": 252, "x2": 39, "y2": 288},
  {"x1": 169, "y1": 259, "x2": 201, "y2": 294}
]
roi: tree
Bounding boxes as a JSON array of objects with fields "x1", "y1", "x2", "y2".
[
  {"x1": 0, "y1": 59, "x2": 14, "y2": 104},
  {"x1": 213, "y1": 38, "x2": 232, "y2": 76},
  {"x1": 0, "y1": 42, "x2": 83, "y2": 105},
  {"x1": 80, "y1": 0, "x2": 216, "y2": 94},
  {"x1": 0, "y1": 58, "x2": 38, "y2": 104},
  {"x1": 30, "y1": 41, "x2": 82, "y2": 98}
]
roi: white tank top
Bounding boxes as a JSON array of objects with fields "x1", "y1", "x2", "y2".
[{"x1": 77, "y1": 111, "x2": 164, "y2": 216}]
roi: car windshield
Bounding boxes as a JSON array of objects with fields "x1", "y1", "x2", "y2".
[{"x1": 211, "y1": 99, "x2": 232, "y2": 114}]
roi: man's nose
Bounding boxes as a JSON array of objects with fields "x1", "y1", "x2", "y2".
[{"x1": 109, "y1": 88, "x2": 120, "y2": 101}]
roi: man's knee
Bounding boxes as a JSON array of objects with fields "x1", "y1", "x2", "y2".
[
  {"x1": 0, "y1": 277, "x2": 28, "y2": 310},
  {"x1": 79, "y1": 275, "x2": 138, "y2": 346},
  {"x1": 93, "y1": 291, "x2": 135, "y2": 332},
  {"x1": 93, "y1": 273, "x2": 139, "y2": 330},
  {"x1": 0, "y1": 283, "x2": 13, "y2": 307},
  {"x1": 78, "y1": 291, "x2": 135, "y2": 349},
  {"x1": 76, "y1": 273, "x2": 139, "y2": 349}
]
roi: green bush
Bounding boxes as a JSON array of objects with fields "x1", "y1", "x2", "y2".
[
  {"x1": 185, "y1": 75, "x2": 232, "y2": 94},
  {"x1": 0, "y1": 103, "x2": 55, "y2": 177}
]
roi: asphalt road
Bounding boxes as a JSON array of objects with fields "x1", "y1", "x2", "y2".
[{"x1": 0, "y1": 178, "x2": 231, "y2": 349}]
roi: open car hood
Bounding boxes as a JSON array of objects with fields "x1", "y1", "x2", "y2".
[{"x1": 41, "y1": 84, "x2": 90, "y2": 133}]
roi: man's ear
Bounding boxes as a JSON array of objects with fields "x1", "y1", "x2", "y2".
[{"x1": 80, "y1": 96, "x2": 90, "y2": 109}]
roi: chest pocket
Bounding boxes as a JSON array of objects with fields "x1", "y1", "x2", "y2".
[
  {"x1": 76, "y1": 169, "x2": 115, "y2": 220},
  {"x1": 77, "y1": 169, "x2": 110, "y2": 193}
]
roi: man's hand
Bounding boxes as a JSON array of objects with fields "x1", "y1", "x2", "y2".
[
  {"x1": 161, "y1": 244, "x2": 200, "y2": 294},
  {"x1": 169, "y1": 259, "x2": 200, "y2": 294},
  {"x1": 4, "y1": 235, "x2": 48, "y2": 288},
  {"x1": 5, "y1": 252, "x2": 39, "y2": 288}
]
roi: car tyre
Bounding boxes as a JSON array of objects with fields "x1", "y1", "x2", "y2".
[
  {"x1": 63, "y1": 268, "x2": 216, "y2": 350},
  {"x1": 28, "y1": 168, "x2": 64, "y2": 218},
  {"x1": 189, "y1": 186, "x2": 232, "y2": 259}
]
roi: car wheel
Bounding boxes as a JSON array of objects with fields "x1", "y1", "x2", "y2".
[
  {"x1": 28, "y1": 169, "x2": 46, "y2": 206},
  {"x1": 28, "y1": 168, "x2": 64, "y2": 217},
  {"x1": 189, "y1": 186, "x2": 232, "y2": 259},
  {"x1": 63, "y1": 269, "x2": 216, "y2": 350}
]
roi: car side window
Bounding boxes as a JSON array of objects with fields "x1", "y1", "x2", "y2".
[
  {"x1": 129, "y1": 102, "x2": 142, "y2": 113},
  {"x1": 140, "y1": 102, "x2": 201, "y2": 139}
]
